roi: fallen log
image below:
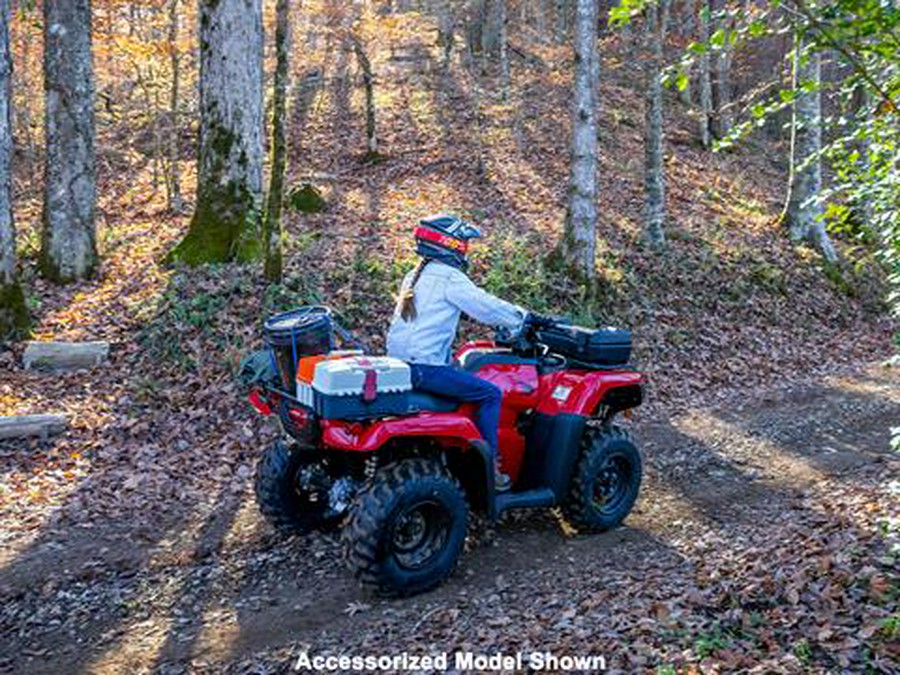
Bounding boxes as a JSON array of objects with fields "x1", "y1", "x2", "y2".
[
  {"x1": 0, "y1": 414, "x2": 68, "y2": 440},
  {"x1": 23, "y1": 341, "x2": 110, "y2": 371}
]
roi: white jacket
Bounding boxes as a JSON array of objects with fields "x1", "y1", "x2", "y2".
[{"x1": 387, "y1": 261, "x2": 526, "y2": 365}]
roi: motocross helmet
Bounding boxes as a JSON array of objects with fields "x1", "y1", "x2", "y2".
[{"x1": 414, "y1": 214, "x2": 482, "y2": 270}]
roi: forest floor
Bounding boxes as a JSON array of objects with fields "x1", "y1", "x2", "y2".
[
  {"x1": 2, "y1": 10, "x2": 899, "y2": 674},
  {"x1": 1, "y1": 364, "x2": 898, "y2": 674}
]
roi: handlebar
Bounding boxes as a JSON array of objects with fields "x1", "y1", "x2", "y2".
[{"x1": 495, "y1": 312, "x2": 566, "y2": 353}]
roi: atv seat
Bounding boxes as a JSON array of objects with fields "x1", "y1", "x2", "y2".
[{"x1": 407, "y1": 391, "x2": 459, "y2": 413}]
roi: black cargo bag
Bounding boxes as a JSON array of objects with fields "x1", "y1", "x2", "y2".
[{"x1": 537, "y1": 324, "x2": 631, "y2": 366}]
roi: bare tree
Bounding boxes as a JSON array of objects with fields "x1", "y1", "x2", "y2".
[
  {"x1": 41, "y1": 0, "x2": 98, "y2": 282},
  {"x1": 697, "y1": 0, "x2": 713, "y2": 148},
  {"x1": 560, "y1": 0, "x2": 599, "y2": 279},
  {"x1": 264, "y1": 0, "x2": 291, "y2": 282},
  {"x1": 499, "y1": 0, "x2": 510, "y2": 99},
  {"x1": 679, "y1": 0, "x2": 695, "y2": 106},
  {"x1": 643, "y1": 0, "x2": 669, "y2": 250},
  {"x1": 782, "y1": 33, "x2": 837, "y2": 262},
  {"x1": 351, "y1": 33, "x2": 379, "y2": 158},
  {"x1": 709, "y1": 0, "x2": 732, "y2": 139},
  {"x1": 555, "y1": 0, "x2": 570, "y2": 43},
  {"x1": 167, "y1": 0, "x2": 264, "y2": 265},
  {"x1": 0, "y1": 0, "x2": 27, "y2": 337},
  {"x1": 433, "y1": 0, "x2": 454, "y2": 68},
  {"x1": 165, "y1": 0, "x2": 184, "y2": 213}
]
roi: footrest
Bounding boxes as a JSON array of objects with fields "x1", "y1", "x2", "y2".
[{"x1": 495, "y1": 487, "x2": 555, "y2": 516}]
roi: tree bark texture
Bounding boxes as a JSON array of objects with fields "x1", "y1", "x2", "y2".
[
  {"x1": 679, "y1": 0, "x2": 695, "y2": 105},
  {"x1": 562, "y1": 0, "x2": 599, "y2": 279},
  {"x1": 499, "y1": 0, "x2": 510, "y2": 99},
  {"x1": 433, "y1": 0, "x2": 454, "y2": 68},
  {"x1": 264, "y1": 0, "x2": 290, "y2": 283},
  {"x1": 166, "y1": 0, "x2": 183, "y2": 213},
  {"x1": 697, "y1": 0, "x2": 712, "y2": 148},
  {"x1": 709, "y1": 0, "x2": 732, "y2": 139},
  {"x1": 168, "y1": 0, "x2": 264, "y2": 265},
  {"x1": 0, "y1": 0, "x2": 28, "y2": 338},
  {"x1": 555, "y1": 0, "x2": 570, "y2": 43},
  {"x1": 351, "y1": 35, "x2": 378, "y2": 156},
  {"x1": 784, "y1": 36, "x2": 837, "y2": 263},
  {"x1": 643, "y1": 0, "x2": 667, "y2": 250},
  {"x1": 41, "y1": 0, "x2": 97, "y2": 282}
]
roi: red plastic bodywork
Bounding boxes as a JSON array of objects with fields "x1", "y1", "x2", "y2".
[
  {"x1": 252, "y1": 341, "x2": 644, "y2": 483},
  {"x1": 320, "y1": 411, "x2": 482, "y2": 452}
]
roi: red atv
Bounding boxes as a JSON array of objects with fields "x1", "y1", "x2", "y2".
[{"x1": 244, "y1": 309, "x2": 644, "y2": 597}]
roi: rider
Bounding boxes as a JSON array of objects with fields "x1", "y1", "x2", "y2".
[{"x1": 387, "y1": 215, "x2": 527, "y2": 492}]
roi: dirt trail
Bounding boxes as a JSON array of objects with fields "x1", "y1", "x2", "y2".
[{"x1": 1, "y1": 364, "x2": 898, "y2": 674}]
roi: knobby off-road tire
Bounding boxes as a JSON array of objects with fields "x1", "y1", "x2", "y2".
[
  {"x1": 254, "y1": 440, "x2": 341, "y2": 534},
  {"x1": 344, "y1": 458, "x2": 468, "y2": 598},
  {"x1": 564, "y1": 426, "x2": 642, "y2": 533}
]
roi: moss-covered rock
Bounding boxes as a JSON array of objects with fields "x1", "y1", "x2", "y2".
[
  {"x1": 286, "y1": 183, "x2": 327, "y2": 214},
  {"x1": 0, "y1": 281, "x2": 30, "y2": 342}
]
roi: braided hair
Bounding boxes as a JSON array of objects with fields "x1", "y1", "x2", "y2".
[{"x1": 399, "y1": 259, "x2": 429, "y2": 322}]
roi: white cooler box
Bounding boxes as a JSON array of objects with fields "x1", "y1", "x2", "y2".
[{"x1": 311, "y1": 356, "x2": 412, "y2": 420}]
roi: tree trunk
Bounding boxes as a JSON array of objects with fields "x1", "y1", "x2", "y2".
[
  {"x1": 697, "y1": 0, "x2": 712, "y2": 148},
  {"x1": 466, "y1": 0, "x2": 485, "y2": 64},
  {"x1": 679, "y1": 0, "x2": 694, "y2": 105},
  {"x1": 555, "y1": 0, "x2": 570, "y2": 44},
  {"x1": 167, "y1": 0, "x2": 264, "y2": 266},
  {"x1": 709, "y1": 0, "x2": 732, "y2": 139},
  {"x1": 166, "y1": 0, "x2": 184, "y2": 213},
  {"x1": 264, "y1": 0, "x2": 290, "y2": 283},
  {"x1": 499, "y1": 0, "x2": 510, "y2": 99},
  {"x1": 783, "y1": 35, "x2": 837, "y2": 263},
  {"x1": 537, "y1": 0, "x2": 549, "y2": 42},
  {"x1": 433, "y1": 0, "x2": 454, "y2": 69},
  {"x1": 561, "y1": 0, "x2": 599, "y2": 279},
  {"x1": 41, "y1": 0, "x2": 97, "y2": 282},
  {"x1": 481, "y1": 0, "x2": 501, "y2": 55},
  {"x1": 351, "y1": 35, "x2": 378, "y2": 157},
  {"x1": 643, "y1": 0, "x2": 667, "y2": 250},
  {"x1": 0, "y1": 0, "x2": 28, "y2": 338}
]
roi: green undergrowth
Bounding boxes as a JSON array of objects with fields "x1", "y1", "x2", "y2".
[
  {"x1": 136, "y1": 221, "x2": 889, "y2": 375},
  {"x1": 138, "y1": 266, "x2": 257, "y2": 372}
]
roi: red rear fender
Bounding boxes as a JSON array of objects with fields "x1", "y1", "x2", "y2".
[{"x1": 321, "y1": 413, "x2": 482, "y2": 452}]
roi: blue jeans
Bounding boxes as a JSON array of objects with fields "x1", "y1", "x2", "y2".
[{"x1": 410, "y1": 364, "x2": 502, "y2": 458}]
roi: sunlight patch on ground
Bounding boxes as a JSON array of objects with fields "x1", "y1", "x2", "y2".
[
  {"x1": 480, "y1": 120, "x2": 563, "y2": 227},
  {"x1": 35, "y1": 215, "x2": 179, "y2": 342},
  {"x1": 822, "y1": 371, "x2": 900, "y2": 403},
  {"x1": 673, "y1": 411, "x2": 829, "y2": 490},
  {"x1": 220, "y1": 490, "x2": 268, "y2": 554},
  {"x1": 633, "y1": 478, "x2": 721, "y2": 543},
  {"x1": 85, "y1": 615, "x2": 175, "y2": 675},
  {"x1": 190, "y1": 605, "x2": 242, "y2": 666}
]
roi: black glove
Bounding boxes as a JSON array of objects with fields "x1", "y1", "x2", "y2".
[{"x1": 524, "y1": 312, "x2": 556, "y2": 334}]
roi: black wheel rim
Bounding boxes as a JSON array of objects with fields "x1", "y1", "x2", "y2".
[
  {"x1": 390, "y1": 500, "x2": 452, "y2": 571},
  {"x1": 591, "y1": 454, "x2": 632, "y2": 515},
  {"x1": 291, "y1": 463, "x2": 331, "y2": 515}
]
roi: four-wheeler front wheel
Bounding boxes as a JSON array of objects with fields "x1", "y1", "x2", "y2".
[
  {"x1": 344, "y1": 458, "x2": 468, "y2": 597},
  {"x1": 564, "y1": 426, "x2": 642, "y2": 533},
  {"x1": 254, "y1": 440, "x2": 344, "y2": 534}
]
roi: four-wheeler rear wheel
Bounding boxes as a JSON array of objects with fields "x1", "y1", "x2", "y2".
[
  {"x1": 564, "y1": 426, "x2": 642, "y2": 533},
  {"x1": 344, "y1": 458, "x2": 468, "y2": 598},
  {"x1": 254, "y1": 440, "x2": 343, "y2": 534}
]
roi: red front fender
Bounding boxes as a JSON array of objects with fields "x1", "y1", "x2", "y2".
[{"x1": 320, "y1": 412, "x2": 482, "y2": 452}]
